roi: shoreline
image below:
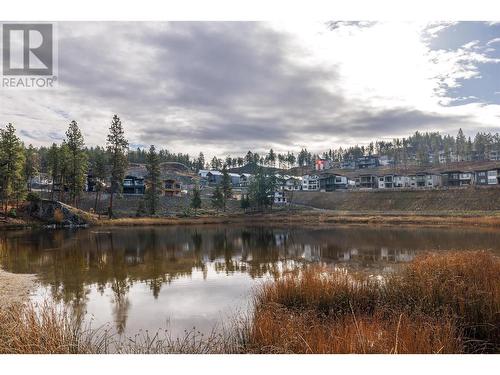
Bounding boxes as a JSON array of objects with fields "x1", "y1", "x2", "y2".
[
  {"x1": 3, "y1": 209, "x2": 500, "y2": 230},
  {"x1": 0, "y1": 269, "x2": 36, "y2": 307},
  {"x1": 88, "y1": 209, "x2": 500, "y2": 228}
]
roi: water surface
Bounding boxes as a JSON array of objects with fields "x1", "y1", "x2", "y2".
[{"x1": 1, "y1": 224, "x2": 500, "y2": 337}]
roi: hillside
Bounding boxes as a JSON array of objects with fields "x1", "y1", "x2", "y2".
[{"x1": 291, "y1": 187, "x2": 500, "y2": 212}]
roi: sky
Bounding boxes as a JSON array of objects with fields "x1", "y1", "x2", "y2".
[{"x1": 2, "y1": 21, "x2": 500, "y2": 159}]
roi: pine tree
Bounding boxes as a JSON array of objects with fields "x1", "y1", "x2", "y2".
[
  {"x1": 248, "y1": 166, "x2": 276, "y2": 211},
  {"x1": 65, "y1": 120, "x2": 88, "y2": 206},
  {"x1": 24, "y1": 144, "x2": 39, "y2": 191},
  {"x1": 191, "y1": 183, "x2": 202, "y2": 216},
  {"x1": 106, "y1": 115, "x2": 128, "y2": 218},
  {"x1": 211, "y1": 184, "x2": 224, "y2": 212},
  {"x1": 47, "y1": 143, "x2": 60, "y2": 200},
  {"x1": 145, "y1": 145, "x2": 161, "y2": 215},
  {"x1": 240, "y1": 194, "x2": 250, "y2": 211},
  {"x1": 0, "y1": 123, "x2": 25, "y2": 214},
  {"x1": 221, "y1": 164, "x2": 232, "y2": 211},
  {"x1": 91, "y1": 148, "x2": 107, "y2": 214}
]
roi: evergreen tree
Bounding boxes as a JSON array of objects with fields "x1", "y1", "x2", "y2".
[
  {"x1": 190, "y1": 183, "x2": 202, "y2": 215},
  {"x1": 0, "y1": 123, "x2": 25, "y2": 214},
  {"x1": 47, "y1": 143, "x2": 60, "y2": 200},
  {"x1": 221, "y1": 164, "x2": 232, "y2": 211},
  {"x1": 24, "y1": 144, "x2": 39, "y2": 191},
  {"x1": 240, "y1": 194, "x2": 250, "y2": 211},
  {"x1": 106, "y1": 115, "x2": 129, "y2": 218},
  {"x1": 211, "y1": 184, "x2": 224, "y2": 212},
  {"x1": 456, "y1": 128, "x2": 467, "y2": 161},
  {"x1": 248, "y1": 166, "x2": 276, "y2": 211},
  {"x1": 91, "y1": 148, "x2": 107, "y2": 214},
  {"x1": 65, "y1": 120, "x2": 88, "y2": 206},
  {"x1": 145, "y1": 145, "x2": 161, "y2": 215}
]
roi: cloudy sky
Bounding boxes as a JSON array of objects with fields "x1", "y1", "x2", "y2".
[{"x1": 2, "y1": 21, "x2": 500, "y2": 158}]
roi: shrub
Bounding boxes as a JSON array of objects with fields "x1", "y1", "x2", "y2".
[
  {"x1": 26, "y1": 192, "x2": 41, "y2": 203},
  {"x1": 53, "y1": 208, "x2": 64, "y2": 223},
  {"x1": 7, "y1": 208, "x2": 16, "y2": 218}
]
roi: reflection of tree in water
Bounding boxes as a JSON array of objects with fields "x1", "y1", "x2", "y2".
[{"x1": 3, "y1": 225, "x2": 500, "y2": 323}]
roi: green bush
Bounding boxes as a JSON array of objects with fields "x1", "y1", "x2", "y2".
[
  {"x1": 7, "y1": 208, "x2": 17, "y2": 218},
  {"x1": 26, "y1": 192, "x2": 41, "y2": 203}
]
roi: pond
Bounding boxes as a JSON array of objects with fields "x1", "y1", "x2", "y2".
[{"x1": 1, "y1": 224, "x2": 500, "y2": 338}]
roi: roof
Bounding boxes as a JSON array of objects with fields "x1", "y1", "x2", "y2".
[{"x1": 207, "y1": 170, "x2": 223, "y2": 176}]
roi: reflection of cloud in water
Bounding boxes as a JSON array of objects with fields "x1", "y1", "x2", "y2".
[{"x1": 2, "y1": 225, "x2": 500, "y2": 337}]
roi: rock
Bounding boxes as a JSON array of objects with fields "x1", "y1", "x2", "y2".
[{"x1": 29, "y1": 199, "x2": 90, "y2": 227}]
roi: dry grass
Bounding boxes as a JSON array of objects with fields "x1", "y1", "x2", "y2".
[
  {"x1": 245, "y1": 251, "x2": 500, "y2": 354},
  {"x1": 0, "y1": 251, "x2": 498, "y2": 354},
  {"x1": 0, "y1": 302, "x2": 99, "y2": 354},
  {"x1": 95, "y1": 210, "x2": 500, "y2": 229},
  {"x1": 0, "y1": 302, "x2": 241, "y2": 354}
]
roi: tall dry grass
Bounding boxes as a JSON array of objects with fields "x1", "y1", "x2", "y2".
[
  {"x1": 0, "y1": 302, "x2": 241, "y2": 354},
  {"x1": 0, "y1": 302, "x2": 99, "y2": 354},
  {"x1": 1, "y1": 251, "x2": 498, "y2": 354},
  {"x1": 245, "y1": 251, "x2": 500, "y2": 354}
]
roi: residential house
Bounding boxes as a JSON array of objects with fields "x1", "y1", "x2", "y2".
[
  {"x1": 319, "y1": 174, "x2": 349, "y2": 192},
  {"x1": 198, "y1": 169, "x2": 210, "y2": 179},
  {"x1": 274, "y1": 190, "x2": 287, "y2": 204},
  {"x1": 302, "y1": 174, "x2": 320, "y2": 191},
  {"x1": 476, "y1": 169, "x2": 500, "y2": 185},
  {"x1": 239, "y1": 173, "x2": 253, "y2": 187},
  {"x1": 459, "y1": 172, "x2": 474, "y2": 185},
  {"x1": 206, "y1": 170, "x2": 223, "y2": 185},
  {"x1": 379, "y1": 155, "x2": 394, "y2": 167},
  {"x1": 489, "y1": 150, "x2": 500, "y2": 161},
  {"x1": 163, "y1": 179, "x2": 182, "y2": 196},
  {"x1": 357, "y1": 155, "x2": 379, "y2": 169},
  {"x1": 356, "y1": 174, "x2": 378, "y2": 189},
  {"x1": 378, "y1": 174, "x2": 395, "y2": 189},
  {"x1": 340, "y1": 160, "x2": 356, "y2": 169},
  {"x1": 227, "y1": 173, "x2": 241, "y2": 187},
  {"x1": 475, "y1": 170, "x2": 489, "y2": 185},
  {"x1": 315, "y1": 158, "x2": 332, "y2": 171},
  {"x1": 284, "y1": 177, "x2": 302, "y2": 191},
  {"x1": 408, "y1": 172, "x2": 441, "y2": 188},
  {"x1": 122, "y1": 175, "x2": 145, "y2": 195},
  {"x1": 441, "y1": 171, "x2": 462, "y2": 187},
  {"x1": 393, "y1": 175, "x2": 410, "y2": 188}
]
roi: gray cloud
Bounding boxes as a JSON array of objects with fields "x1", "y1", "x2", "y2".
[{"x1": 1, "y1": 22, "x2": 486, "y2": 156}]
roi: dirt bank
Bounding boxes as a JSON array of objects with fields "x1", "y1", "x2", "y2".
[
  {"x1": 0, "y1": 269, "x2": 36, "y2": 306},
  {"x1": 291, "y1": 187, "x2": 500, "y2": 212},
  {"x1": 93, "y1": 209, "x2": 500, "y2": 228}
]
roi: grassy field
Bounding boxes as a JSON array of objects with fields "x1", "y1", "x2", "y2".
[{"x1": 0, "y1": 251, "x2": 498, "y2": 354}]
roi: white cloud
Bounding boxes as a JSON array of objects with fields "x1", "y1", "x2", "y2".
[{"x1": 487, "y1": 37, "x2": 500, "y2": 45}]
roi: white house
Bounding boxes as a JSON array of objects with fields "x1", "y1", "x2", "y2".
[
  {"x1": 284, "y1": 177, "x2": 302, "y2": 191},
  {"x1": 198, "y1": 169, "x2": 210, "y2": 178},
  {"x1": 488, "y1": 169, "x2": 499, "y2": 185},
  {"x1": 393, "y1": 175, "x2": 410, "y2": 188},
  {"x1": 302, "y1": 174, "x2": 320, "y2": 191},
  {"x1": 274, "y1": 190, "x2": 287, "y2": 204}
]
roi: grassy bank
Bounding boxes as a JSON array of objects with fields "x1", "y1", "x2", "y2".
[
  {"x1": 95, "y1": 210, "x2": 500, "y2": 228},
  {"x1": 4, "y1": 204, "x2": 500, "y2": 230},
  {"x1": 0, "y1": 251, "x2": 498, "y2": 354},
  {"x1": 246, "y1": 251, "x2": 500, "y2": 353}
]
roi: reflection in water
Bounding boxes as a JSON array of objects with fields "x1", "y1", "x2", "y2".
[{"x1": 1, "y1": 225, "x2": 500, "y2": 337}]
